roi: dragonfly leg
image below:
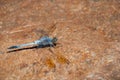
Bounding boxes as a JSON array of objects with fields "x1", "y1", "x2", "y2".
[{"x1": 49, "y1": 42, "x2": 55, "y2": 47}]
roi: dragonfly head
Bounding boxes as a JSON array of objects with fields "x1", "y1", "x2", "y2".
[{"x1": 52, "y1": 37, "x2": 57, "y2": 43}]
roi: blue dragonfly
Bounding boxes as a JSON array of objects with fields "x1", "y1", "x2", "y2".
[
  {"x1": 7, "y1": 23, "x2": 69, "y2": 67},
  {"x1": 8, "y1": 36, "x2": 57, "y2": 50},
  {"x1": 7, "y1": 23, "x2": 58, "y2": 52}
]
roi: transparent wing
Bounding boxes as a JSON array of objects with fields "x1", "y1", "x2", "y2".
[{"x1": 34, "y1": 22, "x2": 57, "y2": 39}]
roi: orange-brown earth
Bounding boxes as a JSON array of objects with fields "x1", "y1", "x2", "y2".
[{"x1": 0, "y1": 0, "x2": 120, "y2": 80}]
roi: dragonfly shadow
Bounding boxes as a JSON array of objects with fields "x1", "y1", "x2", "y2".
[{"x1": 7, "y1": 44, "x2": 57, "y2": 53}]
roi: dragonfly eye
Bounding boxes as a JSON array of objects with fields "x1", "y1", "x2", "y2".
[{"x1": 52, "y1": 37, "x2": 57, "y2": 43}]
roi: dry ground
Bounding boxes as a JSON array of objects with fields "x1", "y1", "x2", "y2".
[{"x1": 0, "y1": 0, "x2": 120, "y2": 80}]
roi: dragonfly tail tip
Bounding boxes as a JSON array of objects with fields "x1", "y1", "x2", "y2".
[{"x1": 8, "y1": 46, "x2": 19, "y2": 49}]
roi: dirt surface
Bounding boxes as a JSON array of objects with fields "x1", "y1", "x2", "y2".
[{"x1": 0, "y1": 0, "x2": 120, "y2": 80}]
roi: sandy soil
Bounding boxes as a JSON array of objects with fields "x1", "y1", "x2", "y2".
[{"x1": 0, "y1": 0, "x2": 120, "y2": 80}]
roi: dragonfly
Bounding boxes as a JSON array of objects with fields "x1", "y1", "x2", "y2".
[
  {"x1": 7, "y1": 23, "x2": 58, "y2": 51},
  {"x1": 7, "y1": 23, "x2": 69, "y2": 69}
]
